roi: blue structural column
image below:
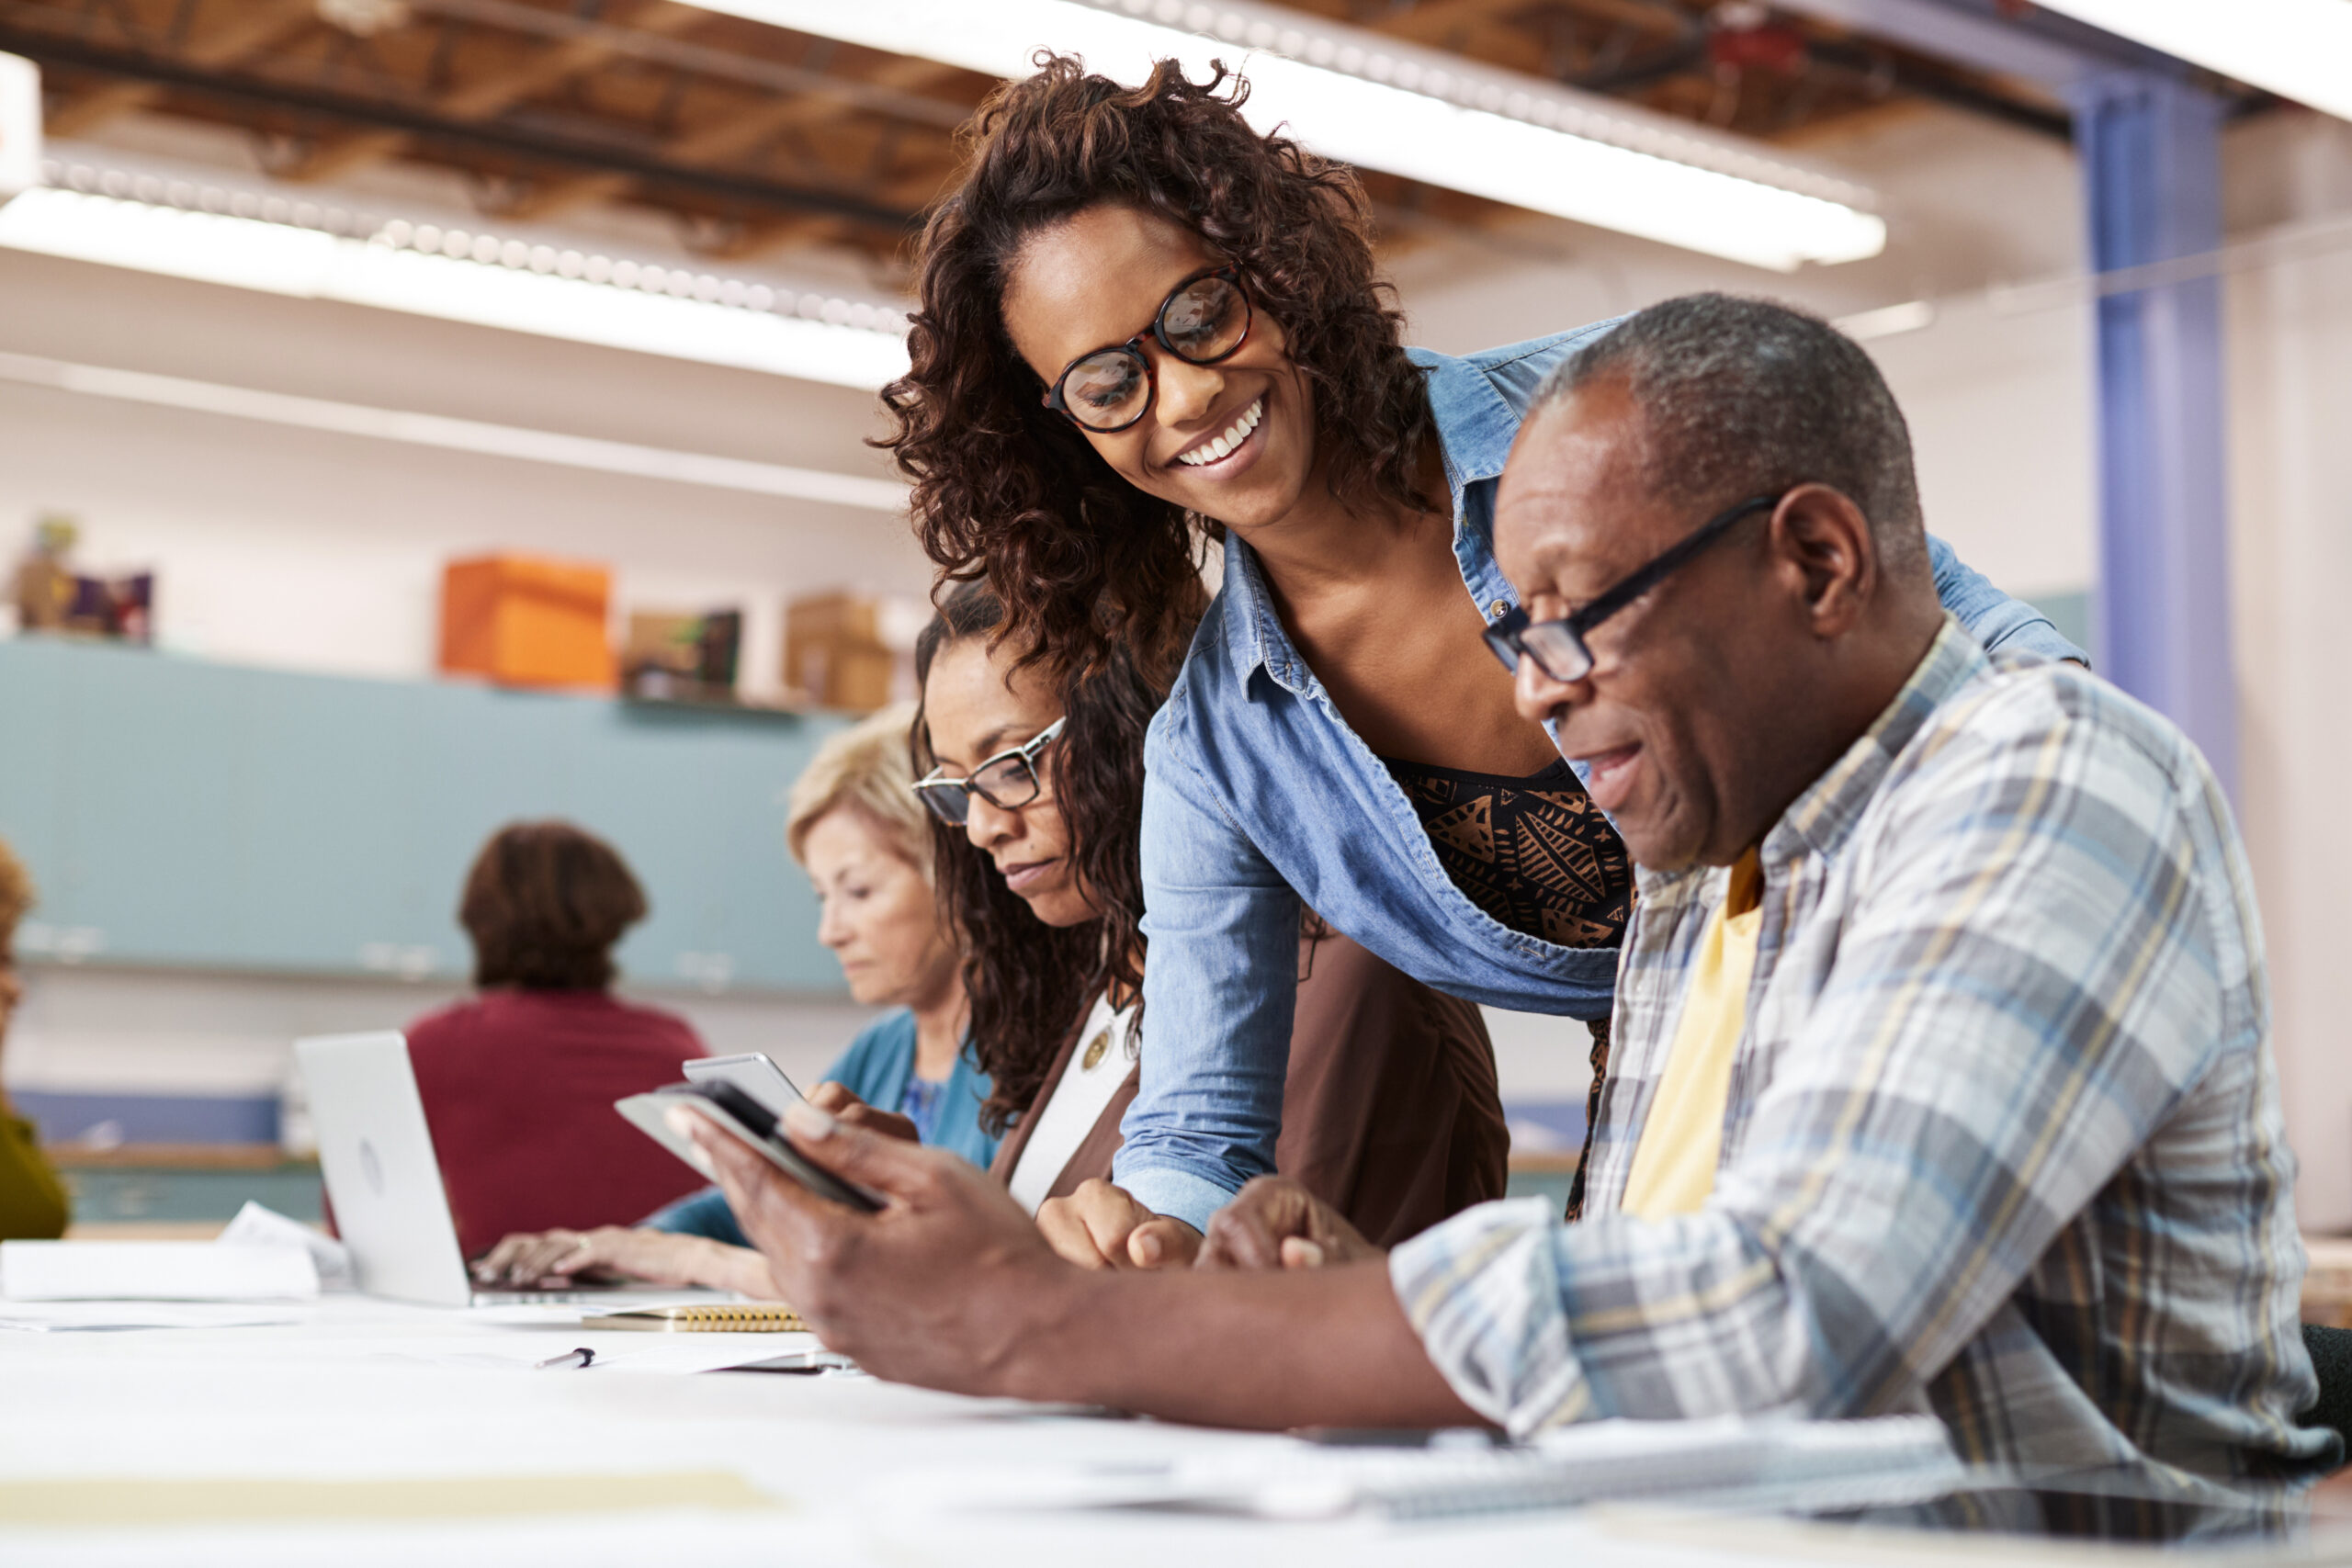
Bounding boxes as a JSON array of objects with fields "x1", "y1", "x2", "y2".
[{"x1": 2070, "y1": 73, "x2": 2238, "y2": 800}]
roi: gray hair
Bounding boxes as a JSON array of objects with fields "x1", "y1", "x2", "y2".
[{"x1": 1532, "y1": 294, "x2": 1928, "y2": 577}]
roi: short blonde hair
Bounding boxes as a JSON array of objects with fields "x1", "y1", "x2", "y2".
[
  {"x1": 0, "y1": 837, "x2": 34, "y2": 942},
  {"x1": 786, "y1": 701, "x2": 930, "y2": 872}
]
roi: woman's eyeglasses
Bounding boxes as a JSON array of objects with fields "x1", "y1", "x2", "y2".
[
  {"x1": 910, "y1": 718, "x2": 1067, "y2": 826},
  {"x1": 1483, "y1": 492, "x2": 1785, "y2": 684},
  {"x1": 1041, "y1": 266, "x2": 1252, "y2": 434}
]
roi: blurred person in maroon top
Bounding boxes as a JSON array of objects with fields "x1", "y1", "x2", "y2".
[{"x1": 405, "y1": 821, "x2": 704, "y2": 1261}]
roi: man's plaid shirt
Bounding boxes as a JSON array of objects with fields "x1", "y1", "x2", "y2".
[{"x1": 1393, "y1": 618, "x2": 2336, "y2": 1491}]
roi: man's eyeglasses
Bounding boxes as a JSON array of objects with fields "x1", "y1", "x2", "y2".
[
  {"x1": 910, "y1": 718, "x2": 1067, "y2": 826},
  {"x1": 1483, "y1": 492, "x2": 1785, "y2": 684},
  {"x1": 1041, "y1": 266, "x2": 1252, "y2": 434}
]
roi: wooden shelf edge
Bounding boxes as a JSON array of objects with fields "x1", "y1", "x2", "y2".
[{"x1": 46, "y1": 1143, "x2": 314, "y2": 1171}]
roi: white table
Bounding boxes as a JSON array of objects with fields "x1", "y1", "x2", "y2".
[
  {"x1": 0, "y1": 1295, "x2": 2338, "y2": 1567},
  {"x1": 0, "y1": 1294, "x2": 1684, "y2": 1567}
]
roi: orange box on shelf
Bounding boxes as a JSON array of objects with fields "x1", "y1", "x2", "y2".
[{"x1": 438, "y1": 554, "x2": 616, "y2": 691}]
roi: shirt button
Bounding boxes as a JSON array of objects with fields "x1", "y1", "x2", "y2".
[{"x1": 1489, "y1": 599, "x2": 1510, "y2": 619}]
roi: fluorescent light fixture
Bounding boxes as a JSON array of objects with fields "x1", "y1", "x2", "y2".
[
  {"x1": 1835, "y1": 299, "x2": 1936, "y2": 342},
  {"x1": 2029, "y1": 0, "x2": 2352, "y2": 123},
  {"x1": 686, "y1": 0, "x2": 1885, "y2": 271},
  {"x1": 0, "y1": 347, "x2": 908, "y2": 511},
  {"x1": 0, "y1": 164, "x2": 913, "y2": 389}
]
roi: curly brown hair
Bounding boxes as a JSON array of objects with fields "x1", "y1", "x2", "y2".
[
  {"x1": 912, "y1": 581, "x2": 1173, "y2": 1134},
  {"x1": 878, "y1": 54, "x2": 1435, "y2": 681}
]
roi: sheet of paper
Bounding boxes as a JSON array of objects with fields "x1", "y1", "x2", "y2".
[
  {"x1": 0, "y1": 1301, "x2": 311, "y2": 1332},
  {"x1": 0, "y1": 1240, "x2": 319, "y2": 1302},
  {"x1": 882, "y1": 1416, "x2": 1966, "y2": 1522},
  {"x1": 219, "y1": 1201, "x2": 352, "y2": 1287},
  {"x1": 315, "y1": 1330, "x2": 819, "y2": 1375}
]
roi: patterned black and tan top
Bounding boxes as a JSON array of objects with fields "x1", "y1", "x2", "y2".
[{"x1": 1384, "y1": 754, "x2": 1633, "y2": 1222}]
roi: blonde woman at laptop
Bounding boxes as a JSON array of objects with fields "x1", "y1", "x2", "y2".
[{"x1": 475, "y1": 704, "x2": 989, "y2": 1293}]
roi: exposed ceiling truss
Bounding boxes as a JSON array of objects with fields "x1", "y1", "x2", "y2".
[{"x1": 0, "y1": 0, "x2": 2216, "y2": 271}]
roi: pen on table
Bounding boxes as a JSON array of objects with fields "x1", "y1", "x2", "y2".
[{"x1": 534, "y1": 1347, "x2": 595, "y2": 1371}]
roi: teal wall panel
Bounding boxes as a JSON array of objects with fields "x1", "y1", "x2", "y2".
[{"x1": 0, "y1": 638, "x2": 849, "y2": 996}]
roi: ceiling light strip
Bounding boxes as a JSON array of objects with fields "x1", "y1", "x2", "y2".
[
  {"x1": 0, "y1": 347, "x2": 910, "y2": 512},
  {"x1": 684, "y1": 0, "x2": 1885, "y2": 271},
  {"x1": 0, "y1": 162, "x2": 913, "y2": 389},
  {"x1": 2027, "y1": 0, "x2": 2352, "y2": 123}
]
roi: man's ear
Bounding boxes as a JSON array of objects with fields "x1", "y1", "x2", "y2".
[{"x1": 1771, "y1": 485, "x2": 1876, "y2": 638}]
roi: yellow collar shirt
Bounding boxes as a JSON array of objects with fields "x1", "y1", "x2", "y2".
[{"x1": 1619, "y1": 848, "x2": 1763, "y2": 1220}]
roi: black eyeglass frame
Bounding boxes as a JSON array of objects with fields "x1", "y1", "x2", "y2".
[
  {"x1": 1039, "y1": 265, "x2": 1252, "y2": 434},
  {"x1": 910, "y1": 716, "x2": 1068, "y2": 825},
  {"x1": 1483, "y1": 491, "x2": 1787, "y2": 684}
]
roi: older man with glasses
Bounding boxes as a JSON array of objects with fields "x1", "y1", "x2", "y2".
[{"x1": 689, "y1": 293, "x2": 2335, "y2": 1505}]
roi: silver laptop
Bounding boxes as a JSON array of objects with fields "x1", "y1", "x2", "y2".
[{"x1": 296, "y1": 1030, "x2": 657, "y2": 1308}]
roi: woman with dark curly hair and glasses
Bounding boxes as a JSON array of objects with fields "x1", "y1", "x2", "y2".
[
  {"x1": 898, "y1": 581, "x2": 1504, "y2": 1265},
  {"x1": 884, "y1": 55, "x2": 2083, "y2": 1259}
]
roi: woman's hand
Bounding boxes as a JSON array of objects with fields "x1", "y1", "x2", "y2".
[
  {"x1": 805, "y1": 1081, "x2": 921, "y2": 1144},
  {"x1": 1035, "y1": 1179, "x2": 1201, "y2": 1270},
  {"x1": 1197, "y1": 1177, "x2": 1380, "y2": 1271},
  {"x1": 470, "y1": 1226, "x2": 780, "y2": 1297}
]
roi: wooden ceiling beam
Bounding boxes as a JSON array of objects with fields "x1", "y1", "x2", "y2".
[
  {"x1": 1370, "y1": 0, "x2": 1544, "y2": 45},
  {"x1": 663, "y1": 57, "x2": 967, "y2": 165},
  {"x1": 279, "y1": 0, "x2": 707, "y2": 183},
  {"x1": 45, "y1": 79, "x2": 156, "y2": 137},
  {"x1": 1364, "y1": 0, "x2": 1693, "y2": 76},
  {"x1": 493, "y1": 169, "x2": 634, "y2": 223},
  {"x1": 45, "y1": 0, "x2": 319, "y2": 140},
  {"x1": 1546, "y1": 0, "x2": 1694, "y2": 40},
  {"x1": 698, "y1": 211, "x2": 846, "y2": 261},
  {"x1": 435, "y1": 1, "x2": 706, "y2": 120},
  {"x1": 498, "y1": 56, "x2": 965, "y2": 240}
]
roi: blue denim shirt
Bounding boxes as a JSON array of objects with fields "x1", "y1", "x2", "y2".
[{"x1": 1115, "y1": 324, "x2": 2087, "y2": 1232}]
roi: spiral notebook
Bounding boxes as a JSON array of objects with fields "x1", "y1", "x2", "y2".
[{"x1": 581, "y1": 1303, "x2": 808, "y2": 1332}]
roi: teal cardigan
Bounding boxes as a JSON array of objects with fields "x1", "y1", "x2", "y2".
[{"x1": 641, "y1": 1009, "x2": 997, "y2": 1245}]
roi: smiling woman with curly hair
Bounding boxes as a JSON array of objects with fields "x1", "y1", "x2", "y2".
[
  {"x1": 885, "y1": 57, "x2": 1430, "y2": 687},
  {"x1": 881, "y1": 54, "x2": 2085, "y2": 1260}
]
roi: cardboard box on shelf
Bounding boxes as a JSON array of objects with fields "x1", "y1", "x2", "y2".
[
  {"x1": 784, "y1": 592, "x2": 898, "y2": 713},
  {"x1": 621, "y1": 608, "x2": 741, "y2": 703},
  {"x1": 438, "y1": 554, "x2": 615, "y2": 691},
  {"x1": 9, "y1": 515, "x2": 153, "y2": 644}
]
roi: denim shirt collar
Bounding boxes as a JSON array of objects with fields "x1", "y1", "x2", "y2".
[{"x1": 1220, "y1": 345, "x2": 1526, "y2": 694}]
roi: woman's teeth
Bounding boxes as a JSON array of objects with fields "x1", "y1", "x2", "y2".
[{"x1": 1176, "y1": 398, "x2": 1263, "y2": 467}]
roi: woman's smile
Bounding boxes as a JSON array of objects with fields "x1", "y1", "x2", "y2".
[{"x1": 1171, "y1": 396, "x2": 1264, "y2": 470}]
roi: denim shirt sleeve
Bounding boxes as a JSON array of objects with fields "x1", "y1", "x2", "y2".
[
  {"x1": 1114, "y1": 699, "x2": 1304, "y2": 1233},
  {"x1": 637, "y1": 1185, "x2": 748, "y2": 1247},
  {"x1": 1928, "y1": 535, "x2": 2086, "y2": 664}
]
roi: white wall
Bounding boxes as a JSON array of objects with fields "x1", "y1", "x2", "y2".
[
  {"x1": 2224, "y1": 111, "x2": 2352, "y2": 1231},
  {"x1": 0, "y1": 246, "x2": 929, "y2": 702}
]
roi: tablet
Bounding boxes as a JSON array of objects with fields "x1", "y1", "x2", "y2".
[
  {"x1": 615, "y1": 1081, "x2": 885, "y2": 1213},
  {"x1": 682, "y1": 1053, "x2": 802, "y2": 1119}
]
